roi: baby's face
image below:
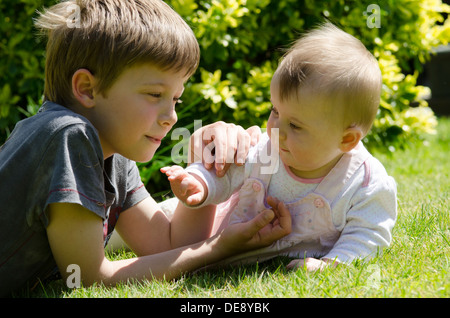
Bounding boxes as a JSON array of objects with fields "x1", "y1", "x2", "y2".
[
  {"x1": 267, "y1": 76, "x2": 345, "y2": 179},
  {"x1": 90, "y1": 63, "x2": 188, "y2": 162}
]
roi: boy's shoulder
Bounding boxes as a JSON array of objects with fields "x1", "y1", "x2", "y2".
[
  {"x1": 1, "y1": 101, "x2": 101, "y2": 161},
  {"x1": 35, "y1": 101, "x2": 96, "y2": 132},
  {"x1": 14, "y1": 101, "x2": 99, "y2": 143}
]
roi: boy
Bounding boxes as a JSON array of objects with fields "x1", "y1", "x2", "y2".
[{"x1": 0, "y1": 0, "x2": 291, "y2": 296}]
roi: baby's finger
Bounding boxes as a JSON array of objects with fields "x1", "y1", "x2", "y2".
[
  {"x1": 180, "y1": 176, "x2": 197, "y2": 194},
  {"x1": 161, "y1": 165, "x2": 182, "y2": 175},
  {"x1": 186, "y1": 192, "x2": 204, "y2": 206},
  {"x1": 167, "y1": 169, "x2": 187, "y2": 182},
  {"x1": 160, "y1": 166, "x2": 170, "y2": 174},
  {"x1": 286, "y1": 259, "x2": 303, "y2": 270}
]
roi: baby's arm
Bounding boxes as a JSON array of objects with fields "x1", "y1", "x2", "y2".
[
  {"x1": 324, "y1": 175, "x2": 397, "y2": 264},
  {"x1": 161, "y1": 166, "x2": 208, "y2": 206}
]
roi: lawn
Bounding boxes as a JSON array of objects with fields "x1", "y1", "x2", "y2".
[{"x1": 22, "y1": 117, "x2": 449, "y2": 299}]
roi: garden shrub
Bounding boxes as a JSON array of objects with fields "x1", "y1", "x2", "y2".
[
  {"x1": 0, "y1": 0, "x2": 449, "y2": 195},
  {"x1": 0, "y1": 0, "x2": 51, "y2": 138}
]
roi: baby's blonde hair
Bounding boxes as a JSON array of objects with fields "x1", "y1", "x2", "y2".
[
  {"x1": 35, "y1": 0, "x2": 200, "y2": 107},
  {"x1": 275, "y1": 22, "x2": 381, "y2": 135}
]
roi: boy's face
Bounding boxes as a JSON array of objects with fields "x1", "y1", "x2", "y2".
[
  {"x1": 267, "y1": 76, "x2": 345, "y2": 179},
  {"x1": 90, "y1": 64, "x2": 188, "y2": 162}
]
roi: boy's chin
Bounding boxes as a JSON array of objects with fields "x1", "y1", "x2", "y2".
[
  {"x1": 137, "y1": 154, "x2": 156, "y2": 163},
  {"x1": 131, "y1": 149, "x2": 158, "y2": 163}
]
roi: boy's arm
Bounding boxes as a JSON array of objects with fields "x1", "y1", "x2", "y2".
[{"x1": 46, "y1": 198, "x2": 291, "y2": 287}]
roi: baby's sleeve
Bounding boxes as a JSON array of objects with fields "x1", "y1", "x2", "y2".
[
  {"x1": 184, "y1": 135, "x2": 267, "y2": 207},
  {"x1": 323, "y1": 171, "x2": 397, "y2": 264},
  {"x1": 185, "y1": 162, "x2": 246, "y2": 207}
]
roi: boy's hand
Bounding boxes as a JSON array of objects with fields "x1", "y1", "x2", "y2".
[
  {"x1": 218, "y1": 196, "x2": 292, "y2": 254},
  {"x1": 189, "y1": 122, "x2": 261, "y2": 177},
  {"x1": 161, "y1": 166, "x2": 207, "y2": 206}
]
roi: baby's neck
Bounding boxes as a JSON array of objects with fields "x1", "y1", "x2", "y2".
[{"x1": 287, "y1": 154, "x2": 344, "y2": 180}]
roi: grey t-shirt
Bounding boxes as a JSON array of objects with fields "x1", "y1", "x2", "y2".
[{"x1": 0, "y1": 102, "x2": 150, "y2": 296}]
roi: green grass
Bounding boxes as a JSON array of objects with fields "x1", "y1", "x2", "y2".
[{"x1": 23, "y1": 118, "x2": 450, "y2": 298}]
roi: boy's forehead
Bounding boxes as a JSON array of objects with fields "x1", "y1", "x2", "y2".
[{"x1": 120, "y1": 63, "x2": 189, "y2": 84}]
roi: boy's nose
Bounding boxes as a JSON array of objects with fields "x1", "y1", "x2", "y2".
[{"x1": 158, "y1": 107, "x2": 177, "y2": 127}]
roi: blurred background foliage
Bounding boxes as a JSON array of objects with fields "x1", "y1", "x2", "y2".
[{"x1": 1, "y1": 0, "x2": 449, "y2": 197}]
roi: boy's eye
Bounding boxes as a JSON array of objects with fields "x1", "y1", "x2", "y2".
[
  {"x1": 270, "y1": 107, "x2": 279, "y2": 116},
  {"x1": 146, "y1": 93, "x2": 182, "y2": 104}
]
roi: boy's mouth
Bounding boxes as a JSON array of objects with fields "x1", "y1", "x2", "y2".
[{"x1": 146, "y1": 135, "x2": 163, "y2": 144}]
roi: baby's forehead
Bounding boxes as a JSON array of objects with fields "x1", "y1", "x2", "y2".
[{"x1": 271, "y1": 75, "x2": 333, "y2": 105}]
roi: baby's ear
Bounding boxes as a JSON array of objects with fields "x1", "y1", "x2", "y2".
[
  {"x1": 339, "y1": 127, "x2": 363, "y2": 153},
  {"x1": 71, "y1": 69, "x2": 96, "y2": 108}
]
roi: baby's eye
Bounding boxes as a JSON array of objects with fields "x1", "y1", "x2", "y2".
[
  {"x1": 270, "y1": 107, "x2": 279, "y2": 116},
  {"x1": 290, "y1": 123, "x2": 301, "y2": 130},
  {"x1": 148, "y1": 93, "x2": 162, "y2": 98}
]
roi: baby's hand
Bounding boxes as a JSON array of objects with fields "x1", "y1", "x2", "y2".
[{"x1": 160, "y1": 166, "x2": 207, "y2": 206}]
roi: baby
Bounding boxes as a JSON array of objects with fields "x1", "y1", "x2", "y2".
[{"x1": 162, "y1": 23, "x2": 397, "y2": 271}]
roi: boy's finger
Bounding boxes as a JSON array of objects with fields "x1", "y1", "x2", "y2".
[
  {"x1": 246, "y1": 126, "x2": 261, "y2": 146},
  {"x1": 217, "y1": 163, "x2": 230, "y2": 177},
  {"x1": 235, "y1": 128, "x2": 250, "y2": 166},
  {"x1": 248, "y1": 209, "x2": 275, "y2": 234},
  {"x1": 275, "y1": 201, "x2": 291, "y2": 232},
  {"x1": 212, "y1": 131, "x2": 226, "y2": 173},
  {"x1": 224, "y1": 125, "x2": 238, "y2": 167},
  {"x1": 266, "y1": 196, "x2": 291, "y2": 233},
  {"x1": 266, "y1": 196, "x2": 280, "y2": 210}
]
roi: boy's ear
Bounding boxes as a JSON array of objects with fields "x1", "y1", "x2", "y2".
[
  {"x1": 339, "y1": 127, "x2": 363, "y2": 152},
  {"x1": 71, "y1": 69, "x2": 96, "y2": 108}
]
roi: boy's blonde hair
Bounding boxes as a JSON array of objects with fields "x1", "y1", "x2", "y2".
[
  {"x1": 274, "y1": 22, "x2": 382, "y2": 135},
  {"x1": 35, "y1": 0, "x2": 200, "y2": 107}
]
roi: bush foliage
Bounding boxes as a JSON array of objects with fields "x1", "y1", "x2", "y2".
[{"x1": 1, "y1": 0, "x2": 449, "y2": 195}]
